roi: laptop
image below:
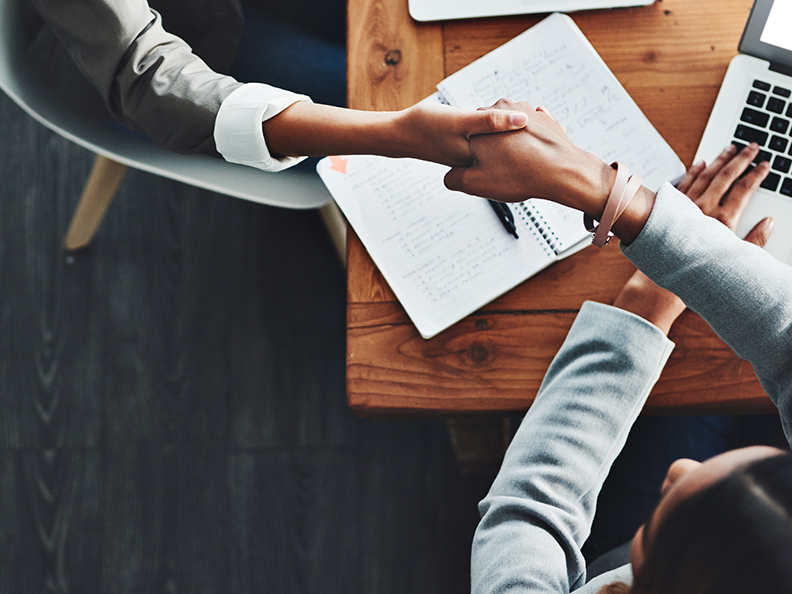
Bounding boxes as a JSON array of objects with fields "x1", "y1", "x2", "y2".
[
  {"x1": 408, "y1": 0, "x2": 652, "y2": 23},
  {"x1": 694, "y1": 0, "x2": 792, "y2": 264}
]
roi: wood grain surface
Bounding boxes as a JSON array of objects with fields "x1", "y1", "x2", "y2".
[
  {"x1": 346, "y1": 0, "x2": 773, "y2": 416},
  {"x1": 347, "y1": 0, "x2": 444, "y2": 110}
]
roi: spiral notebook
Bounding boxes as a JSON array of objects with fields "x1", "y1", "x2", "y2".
[{"x1": 318, "y1": 13, "x2": 684, "y2": 339}]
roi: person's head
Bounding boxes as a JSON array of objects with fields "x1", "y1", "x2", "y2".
[{"x1": 613, "y1": 446, "x2": 792, "y2": 593}]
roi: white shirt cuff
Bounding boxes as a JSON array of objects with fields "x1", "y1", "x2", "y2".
[{"x1": 214, "y1": 83, "x2": 312, "y2": 172}]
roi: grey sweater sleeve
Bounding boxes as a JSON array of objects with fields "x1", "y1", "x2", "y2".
[
  {"x1": 31, "y1": 0, "x2": 243, "y2": 155},
  {"x1": 472, "y1": 302, "x2": 674, "y2": 594},
  {"x1": 622, "y1": 183, "x2": 792, "y2": 444}
]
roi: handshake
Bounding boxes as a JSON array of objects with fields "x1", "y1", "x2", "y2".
[
  {"x1": 438, "y1": 98, "x2": 613, "y2": 212},
  {"x1": 388, "y1": 97, "x2": 641, "y2": 243}
]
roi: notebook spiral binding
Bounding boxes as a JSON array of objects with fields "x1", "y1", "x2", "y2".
[{"x1": 515, "y1": 201, "x2": 562, "y2": 255}]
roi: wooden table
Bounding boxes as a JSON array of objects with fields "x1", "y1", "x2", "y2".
[{"x1": 346, "y1": 0, "x2": 773, "y2": 418}]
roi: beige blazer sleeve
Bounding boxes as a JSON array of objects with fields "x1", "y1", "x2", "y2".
[{"x1": 31, "y1": 0, "x2": 244, "y2": 155}]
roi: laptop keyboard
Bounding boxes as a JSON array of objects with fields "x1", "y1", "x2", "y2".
[{"x1": 732, "y1": 79, "x2": 792, "y2": 197}]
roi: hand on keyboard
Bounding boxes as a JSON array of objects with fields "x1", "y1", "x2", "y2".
[{"x1": 676, "y1": 143, "x2": 775, "y2": 246}]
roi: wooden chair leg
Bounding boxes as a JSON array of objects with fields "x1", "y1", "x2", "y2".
[
  {"x1": 318, "y1": 201, "x2": 347, "y2": 267},
  {"x1": 63, "y1": 155, "x2": 128, "y2": 252}
]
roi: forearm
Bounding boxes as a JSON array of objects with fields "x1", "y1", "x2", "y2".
[
  {"x1": 262, "y1": 100, "x2": 530, "y2": 167},
  {"x1": 611, "y1": 270, "x2": 686, "y2": 335},
  {"x1": 473, "y1": 302, "x2": 674, "y2": 593},
  {"x1": 262, "y1": 103, "x2": 402, "y2": 159}
]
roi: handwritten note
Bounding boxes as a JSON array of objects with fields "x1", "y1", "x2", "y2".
[
  {"x1": 319, "y1": 156, "x2": 554, "y2": 338},
  {"x1": 437, "y1": 13, "x2": 684, "y2": 192}
]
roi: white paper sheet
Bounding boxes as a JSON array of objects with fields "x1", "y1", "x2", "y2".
[{"x1": 319, "y1": 156, "x2": 554, "y2": 338}]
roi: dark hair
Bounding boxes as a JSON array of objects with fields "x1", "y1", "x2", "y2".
[{"x1": 629, "y1": 453, "x2": 792, "y2": 594}]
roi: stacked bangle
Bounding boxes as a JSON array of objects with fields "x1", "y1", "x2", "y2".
[{"x1": 584, "y1": 161, "x2": 642, "y2": 248}]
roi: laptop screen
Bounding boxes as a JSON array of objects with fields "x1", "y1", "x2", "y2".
[
  {"x1": 760, "y1": 0, "x2": 792, "y2": 52},
  {"x1": 741, "y1": 0, "x2": 792, "y2": 70}
]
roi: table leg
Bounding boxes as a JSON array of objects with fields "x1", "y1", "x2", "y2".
[{"x1": 445, "y1": 416, "x2": 511, "y2": 475}]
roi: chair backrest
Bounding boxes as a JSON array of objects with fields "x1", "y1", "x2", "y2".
[{"x1": 0, "y1": 0, "x2": 332, "y2": 209}]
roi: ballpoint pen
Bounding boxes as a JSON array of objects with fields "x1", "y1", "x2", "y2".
[{"x1": 488, "y1": 200, "x2": 519, "y2": 239}]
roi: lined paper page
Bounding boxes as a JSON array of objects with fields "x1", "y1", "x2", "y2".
[
  {"x1": 437, "y1": 12, "x2": 685, "y2": 191},
  {"x1": 318, "y1": 156, "x2": 554, "y2": 338}
]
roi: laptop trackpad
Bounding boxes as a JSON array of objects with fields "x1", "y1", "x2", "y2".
[{"x1": 735, "y1": 191, "x2": 792, "y2": 265}]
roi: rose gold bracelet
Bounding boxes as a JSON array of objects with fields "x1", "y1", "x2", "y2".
[{"x1": 584, "y1": 162, "x2": 643, "y2": 248}]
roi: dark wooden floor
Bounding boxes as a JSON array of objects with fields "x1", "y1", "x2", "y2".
[{"x1": 0, "y1": 93, "x2": 495, "y2": 593}]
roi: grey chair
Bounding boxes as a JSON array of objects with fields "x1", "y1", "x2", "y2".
[{"x1": 0, "y1": 0, "x2": 346, "y2": 257}]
